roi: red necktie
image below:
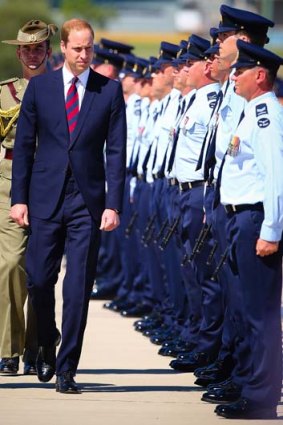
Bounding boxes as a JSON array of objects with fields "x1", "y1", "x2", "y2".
[{"x1": 66, "y1": 76, "x2": 79, "y2": 138}]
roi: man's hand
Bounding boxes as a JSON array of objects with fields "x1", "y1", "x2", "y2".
[
  {"x1": 256, "y1": 238, "x2": 279, "y2": 257},
  {"x1": 10, "y1": 204, "x2": 29, "y2": 228},
  {"x1": 99, "y1": 209, "x2": 120, "y2": 231}
]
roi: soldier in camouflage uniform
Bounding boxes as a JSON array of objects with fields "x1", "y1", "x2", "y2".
[{"x1": 0, "y1": 19, "x2": 57, "y2": 375}]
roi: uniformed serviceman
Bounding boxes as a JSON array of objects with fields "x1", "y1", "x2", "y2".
[
  {"x1": 89, "y1": 41, "x2": 130, "y2": 302},
  {"x1": 157, "y1": 45, "x2": 198, "y2": 356},
  {"x1": 103, "y1": 55, "x2": 150, "y2": 315},
  {"x1": 115, "y1": 59, "x2": 160, "y2": 316},
  {"x1": 214, "y1": 40, "x2": 283, "y2": 420},
  {"x1": 195, "y1": 4, "x2": 274, "y2": 400},
  {"x1": 136, "y1": 42, "x2": 181, "y2": 330},
  {"x1": 0, "y1": 19, "x2": 57, "y2": 375},
  {"x1": 169, "y1": 34, "x2": 222, "y2": 372}
]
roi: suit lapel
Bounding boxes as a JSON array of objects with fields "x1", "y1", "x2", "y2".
[{"x1": 51, "y1": 69, "x2": 70, "y2": 137}]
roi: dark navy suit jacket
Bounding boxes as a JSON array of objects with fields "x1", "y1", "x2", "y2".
[{"x1": 11, "y1": 68, "x2": 127, "y2": 221}]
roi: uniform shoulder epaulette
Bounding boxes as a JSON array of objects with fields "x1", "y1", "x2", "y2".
[
  {"x1": 207, "y1": 91, "x2": 218, "y2": 109},
  {"x1": 0, "y1": 77, "x2": 19, "y2": 86},
  {"x1": 255, "y1": 103, "x2": 270, "y2": 128},
  {"x1": 255, "y1": 103, "x2": 268, "y2": 117}
]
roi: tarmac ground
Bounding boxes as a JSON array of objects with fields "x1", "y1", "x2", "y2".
[{"x1": 0, "y1": 266, "x2": 282, "y2": 425}]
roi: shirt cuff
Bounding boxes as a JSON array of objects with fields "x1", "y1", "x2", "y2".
[{"x1": 260, "y1": 223, "x2": 282, "y2": 242}]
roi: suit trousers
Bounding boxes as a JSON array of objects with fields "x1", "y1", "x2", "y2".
[{"x1": 26, "y1": 173, "x2": 101, "y2": 375}]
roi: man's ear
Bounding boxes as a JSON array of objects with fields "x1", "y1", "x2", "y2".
[
  {"x1": 238, "y1": 34, "x2": 249, "y2": 43},
  {"x1": 60, "y1": 40, "x2": 66, "y2": 55},
  {"x1": 203, "y1": 60, "x2": 211, "y2": 76},
  {"x1": 16, "y1": 46, "x2": 21, "y2": 61},
  {"x1": 256, "y1": 67, "x2": 267, "y2": 84}
]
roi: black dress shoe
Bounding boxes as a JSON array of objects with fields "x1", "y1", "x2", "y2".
[
  {"x1": 215, "y1": 398, "x2": 277, "y2": 419},
  {"x1": 23, "y1": 348, "x2": 38, "y2": 375},
  {"x1": 170, "y1": 352, "x2": 210, "y2": 372},
  {"x1": 23, "y1": 361, "x2": 37, "y2": 375},
  {"x1": 120, "y1": 304, "x2": 152, "y2": 318},
  {"x1": 158, "y1": 340, "x2": 195, "y2": 357},
  {"x1": 90, "y1": 285, "x2": 117, "y2": 300},
  {"x1": 36, "y1": 329, "x2": 61, "y2": 383},
  {"x1": 177, "y1": 351, "x2": 199, "y2": 360},
  {"x1": 133, "y1": 312, "x2": 161, "y2": 327},
  {"x1": 201, "y1": 381, "x2": 242, "y2": 404},
  {"x1": 143, "y1": 324, "x2": 169, "y2": 337},
  {"x1": 207, "y1": 377, "x2": 232, "y2": 391},
  {"x1": 56, "y1": 371, "x2": 81, "y2": 394},
  {"x1": 150, "y1": 328, "x2": 179, "y2": 345},
  {"x1": 135, "y1": 318, "x2": 163, "y2": 333},
  {"x1": 158, "y1": 341, "x2": 178, "y2": 356},
  {"x1": 194, "y1": 359, "x2": 233, "y2": 387},
  {"x1": 0, "y1": 357, "x2": 19, "y2": 375},
  {"x1": 104, "y1": 300, "x2": 134, "y2": 312}
]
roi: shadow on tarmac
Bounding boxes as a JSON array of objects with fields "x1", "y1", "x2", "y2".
[{"x1": 77, "y1": 368, "x2": 181, "y2": 375}]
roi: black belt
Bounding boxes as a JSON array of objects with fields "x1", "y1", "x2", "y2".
[
  {"x1": 137, "y1": 173, "x2": 144, "y2": 181},
  {"x1": 168, "y1": 178, "x2": 179, "y2": 186},
  {"x1": 224, "y1": 202, "x2": 263, "y2": 214},
  {"x1": 179, "y1": 180, "x2": 205, "y2": 191},
  {"x1": 152, "y1": 171, "x2": 164, "y2": 180},
  {"x1": 206, "y1": 179, "x2": 216, "y2": 188}
]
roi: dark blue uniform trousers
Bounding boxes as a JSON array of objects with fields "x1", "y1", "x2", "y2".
[
  {"x1": 225, "y1": 208, "x2": 282, "y2": 407},
  {"x1": 204, "y1": 186, "x2": 241, "y2": 373},
  {"x1": 26, "y1": 175, "x2": 101, "y2": 375},
  {"x1": 115, "y1": 174, "x2": 143, "y2": 303},
  {"x1": 179, "y1": 185, "x2": 223, "y2": 357},
  {"x1": 164, "y1": 182, "x2": 188, "y2": 330}
]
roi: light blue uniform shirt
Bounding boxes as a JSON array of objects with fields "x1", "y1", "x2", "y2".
[
  {"x1": 214, "y1": 77, "x2": 246, "y2": 179},
  {"x1": 126, "y1": 93, "x2": 142, "y2": 168},
  {"x1": 136, "y1": 99, "x2": 159, "y2": 177},
  {"x1": 129, "y1": 97, "x2": 150, "y2": 169},
  {"x1": 175, "y1": 82, "x2": 219, "y2": 183},
  {"x1": 151, "y1": 88, "x2": 181, "y2": 175},
  {"x1": 164, "y1": 89, "x2": 196, "y2": 179},
  {"x1": 145, "y1": 97, "x2": 168, "y2": 183},
  {"x1": 221, "y1": 91, "x2": 283, "y2": 241}
]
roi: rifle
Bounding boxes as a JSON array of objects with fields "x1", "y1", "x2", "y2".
[
  {"x1": 159, "y1": 216, "x2": 180, "y2": 251},
  {"x1": 125, "y1": 211, "x2": 138, "y2": 238},
  {"x1": 211, "y1": 247, "x2": 229, "y2": 281},
  {"x1": 206, "y1": 240, "x2": 218, "y2": 266},
  {"x1": 190, "y1": 223, "x2": 212, "y2": 261},
  {"x1": 154, "y1": 218, "x2": 169, "y2": 244},
  {"x1": 141, "y1": 213, "x2": 157, "y2": 246},
  {"x1": 181, "y1": 223, "x2": 211, "y2": 266},
  {"x1": 143, "y1": 225, "x2": 156, "y2": 247},
  {"x1": 181, "y1": 253, "x2": 189, "y2": 267}
]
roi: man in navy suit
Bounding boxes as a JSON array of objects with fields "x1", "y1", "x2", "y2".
[{"x1": 10, "y1": 18, "x2": 127, "y2": 393}]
